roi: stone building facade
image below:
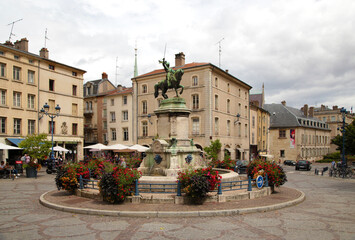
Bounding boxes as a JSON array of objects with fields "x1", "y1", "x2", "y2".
[
  {"x1": 132, "y1": 53, "x2": 252, "y2": 161},
  {"x1": 264, "y1": 101, "x2": 331, "y2": 162},
  {"x1": 0, "y1": 39, "x2": 86, "y2": 162}
]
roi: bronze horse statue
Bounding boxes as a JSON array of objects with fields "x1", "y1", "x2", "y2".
[{"x1": 154, "y1": 59, "x2": 184, "y2": 99}]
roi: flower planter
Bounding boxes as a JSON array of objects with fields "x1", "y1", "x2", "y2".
[{"x1": 26, "y1": 167, "x2": 37, "y2": 178}]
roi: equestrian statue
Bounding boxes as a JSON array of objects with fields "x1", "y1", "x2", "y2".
[{"x1": 154, "y1": 58, "x2": 184, "y2": 99}]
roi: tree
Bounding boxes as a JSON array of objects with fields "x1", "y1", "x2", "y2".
[
  {"x1": 331, "y1": 119, "x2": 355, "y2": 155},
  {"x1": 204, "y1": 139, "x2": 222, "y2": 162},
  {"x1": 18, "y1": 134, "x2": 51, "y2": 162}
]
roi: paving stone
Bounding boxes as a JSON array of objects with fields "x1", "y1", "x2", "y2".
[
  {"x1": 41, "y1": 217, "x2": 86, "y2": 226},
  {"x1": 43, "y1": 224, "x2": 94, "y2": 237},
  {"x1": 90, "y1": 220, "x2": 130, "y2": 231}
]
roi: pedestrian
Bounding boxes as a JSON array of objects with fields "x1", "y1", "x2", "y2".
[
  {"x1": 120, "y1": 157, "x2": 127, "y2": 168},
  {"x1": 331, "y1": 160, "x2": 336, "y2": 169},
  {"x1": 25, "y1": 154, "x2": 30, "y2": 164}
]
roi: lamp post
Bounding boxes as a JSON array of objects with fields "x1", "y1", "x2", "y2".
[
  {"x1": 340, "y1": 107, "x2": 347, "y2": 166},
  {"x1": 39, "y1": 103, "x2": 61, "y2": 165}
]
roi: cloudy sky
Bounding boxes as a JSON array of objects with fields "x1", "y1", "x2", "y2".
[{"x1": 1, "y1": 0, "x2": 354, "y2": 110}]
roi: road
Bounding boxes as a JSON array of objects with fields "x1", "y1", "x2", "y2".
[{"x1": 0, "y1": 163, "x2": 354, "y2": 240}]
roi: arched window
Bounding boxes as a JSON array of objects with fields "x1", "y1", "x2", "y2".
[
  {"x1": 227, "y1": 99, "x2": 230, "y2": 113},
  {"x1": 227, "y1": 83, "x2": 230, "y2": 92},
  {"x1": 215, "y1": 95, "x2": 218, "y2": 110},
  {"x1": 215, "y1": 77, "x2": 218, "y2": 87}
]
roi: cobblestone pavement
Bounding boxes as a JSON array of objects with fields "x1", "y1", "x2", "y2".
[{"x1": 0, "y1": 164, "x2": 354, "y2": 240}]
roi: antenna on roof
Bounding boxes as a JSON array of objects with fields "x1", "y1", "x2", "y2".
[
  {"x1": 115, "y1": 57, "x2": 120, "y2": 86},
  {"x1": 216, "y1": 37, "x2": 224, "y2": 68},
  {"x1": 7, "y1": 18, "x2": 23, "y2": 42},
  {"x1": 44, "y1": 28, "x2": 50, "y2": 48}
]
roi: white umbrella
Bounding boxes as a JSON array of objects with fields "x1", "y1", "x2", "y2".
[
  {"x1": 0, "y1": 143, "x2": 22, "y2": 150},
  {"x1": 52, "y1": 146, "x2": 69, "y2": 152},
  {"x1": 128, "y1": 144, "x2": 149, "y2": 152},
  {"x1": 83, "y1": 143, "x2": 107, "y2": 150},
  {"x1": 105, "y1": 144, "x2": 130, "y2": 151}
]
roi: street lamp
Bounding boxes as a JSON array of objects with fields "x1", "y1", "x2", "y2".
[
  {"x1": 39, "y1": 103, "x2": 61, "y2": 164},
  {"x1": 340, "y1": 107, "x2": 347, "y2": 166}
]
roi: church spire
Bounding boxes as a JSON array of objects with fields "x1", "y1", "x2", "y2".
[{"x1": 134, "y1": 42, "x2": 138, "y2": 78}]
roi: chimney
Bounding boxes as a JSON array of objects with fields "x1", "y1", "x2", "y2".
[
  {"x1": 321, "y1": 104, "x2": 325, "y2": 111},
  {"x1": 102, "y1": 72, "x2": 108, "y2": 79},
  {"x1": 281, "y1": 100, "x2": 286, "y2": 106},
  {"x1": 14, "y1": 38, "x2": 28, "y2": 51},
  {"x1": 4, "y1": 40, "x2": 14, "y2": 47},
  {"x1": 175, "y1": 52, "x2": 185, "y2": 67},
  {"x1": 225, "y1": 69, "x2": 229, "y2": 73},
  {"x1": 332, "y1": 105, "x2": 338, "y2": 110},
  {"x1": 309, "y1": 107, "x2": 314, "y2": 117},
  {"x1": 39, "y1": 48, "x2": 49, "y2": 59},
  {"x1": 303, "y1": 104, "x2": 308, "y2": 117}
]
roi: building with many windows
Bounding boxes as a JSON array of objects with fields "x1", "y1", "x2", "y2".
[
  {"x1": 264, "y1": 101, "x2": 331, "y2": 162},
  {"x1": 105, "y1": 86, "x2": 134, "y2": 146},
  {"x1": 132, "y1": 52, "x2": 252, "y2": 161},
  {"x1": 0, "y1": 39, "x2": 85, "y2": 162},
  {"x1": 83, "y1": 73, "x2": 116, "y2": 146}
]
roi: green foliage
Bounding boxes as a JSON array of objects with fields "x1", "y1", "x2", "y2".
[
  {"x1": 99, "y1": 166, "x2": 141, "y2": 204},
  {"x1": 208, "y1": 151, "x2": 235, "y2": 170},
  {"x1": 204, "y1": 139, "x2": 222, "y2": 163},
  {"x1": 177, "y1": 167, "x2": 221, "y2": 204},
  {"x1": 18, "y1": 133, "x2": 51, "y2": 161},
  {"x1": 331, "y1": 119, "x2": 355, "y2": 155},
  {"x1": 87, "y1": 158, "x2": 105, "y2": 178},
  {"x1": 246, "y1": 160, "x2": 287, "y2": 188},
  {"x1": 126, "y1": 157, "x2": 142, "y2": 169},
  {"x1": 56, "y1": 163, "x2": 90, "y2": 192},
  {"x1": 317, "y1": 152, "x2": 341, "y2": 163}
]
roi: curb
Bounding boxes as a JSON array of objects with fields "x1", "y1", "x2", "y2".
[{"x1": 39, "y1": 190, "x2": 305, "y2": 218}]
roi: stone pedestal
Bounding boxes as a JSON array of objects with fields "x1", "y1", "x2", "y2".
[{"x1": 139, "y1": 97, "x2": 205, "y2": 177}]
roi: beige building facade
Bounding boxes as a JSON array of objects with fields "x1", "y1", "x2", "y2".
[
  {"x1": 0, "y1": 39, "x2": 86, "y2": 162},
  {"x1": 264, "y1": 102, "x2": 331, "y2": 162},
  {"x1": 105, "y1": 87, "x2": 134, "y2": 146},
  {"x1": 132, "y1": 53, "x2": 252, "y2": 161}
]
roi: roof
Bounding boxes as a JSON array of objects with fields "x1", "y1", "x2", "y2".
[
  {"x1": 6, "y1": 138, "x2": 25, "y2": 146},
  {"x1": 250, "y1": 93, "x2": 263, "y2": 108},
  {"x1": 106, "y1": 87, "x2": 133, "y2": 96},
  {"x1": 264, "y1": 104, "x2": 330, "y2": 130},
  {"x1": 0, "y1": 43, "x2": 86, "y2": 73},
  {"x1": 134, "y1": 62, "x2": 252, "y2": 89}
]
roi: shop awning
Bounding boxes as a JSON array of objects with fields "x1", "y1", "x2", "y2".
[{"x1": 6, "y1": 138, "x2": 25, "y2": 146}]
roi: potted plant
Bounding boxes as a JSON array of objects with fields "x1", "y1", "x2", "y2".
[{"x1": 23, "y1": 160, "x2": 42, "y2": 178}]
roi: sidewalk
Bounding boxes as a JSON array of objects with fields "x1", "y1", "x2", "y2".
[{"x1": 40, "y1": 186, "x2": 305, "y2": 218}]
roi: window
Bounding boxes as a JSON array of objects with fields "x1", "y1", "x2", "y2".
[
  {"x1": 72, "y1": 103, "x2": 78, "y2": 116},
  {"x1": 142, "y1": 84, "x2": 147, "y2": 93},
  {"x1": 214, "y1": 117, "x2": 219, "y2": 135},
  {"x1": 72, "y1": 85, "x2": 77, "y2": 96},
  {"x1": 13, "y1": 92, "x2": 21, "y2": 107},
  {"x1": 214, "y1": 95, "x2": 218, "y2": 110},
  {"x1": 49, "y1": 79, "x2": 55, "y2": 91},
  {"x1": 245, "y1": 91, "x2": 247, "y2": 100},
  {"x1": 72, "y1": 123, "x2": 78, "y2": 135},
  {"x1": 72, "y1": 71, "x2": 77, "y2": 76},
  {"x1": 123, "y1": 128, "x2": 129, "y2": 141},
  {"x1": 279, "y1": 130, "x2": 286, "y2": 138},
  {"x1": 215, "y1": 77, "x2": 218, "y2": 87},
  {"x1": 87, "y1": 86, "x2": 91, "y2": 95},
  {"x1": 1, "y1": 89, "x2": 6, "y2": 105},
  {"x1": 263, "y1": 126, "x2": 266, "y2": 136},
  {"x1": 111, "y1": 128, "x2": 117, "y2": 140},
  {"x1": 110, "y1": 112, "x2": 116, "y2": 122},
  {"x1": 252, "y1": 133, "x2": 255, "y2": 144},
  {"x1": 122, "y1": 111, "x2": 128, "y2": 121},
  {"x1": 0, "y1": 117, "x2": 6, "y2": 133},
  {"x1": 28, "y1": 120, "x2": 35, "y2": 135},
  {"x1": 331, "y1": 116, "x2": 336, "y2": 122},
  {"x1": 13, "y1": 66, "x2": 21, "y2": 80},
  {"x1": 27, "y1": 94, "x2": 35, "y2": 109},
  {"x1": 48, "y1": 100, "x2": 55, "y2": 113},
  {"x1": 123, "y1": 96, "x2": 127, "y2": 105},
  {"x1": 227, "y1": 120, "x2": 231, "y2": 136},
  {"x1": 245, "y1": 106, "x2": 248, "y2": 117},
  {"x1": 103, "y1": 121, "x2": 107, "y2": 130},
  {"x1": 142, "y1": 121, "x2": 148, "y2": 137},
  {"x1": 238, "y1": 103, "x2": 241, "y2": 114},
  {"x1": 14, "y1": 55, "x2": 19, "y2": 60},
  {"x1": 245, "y1": 124, "x2": 248, "y2": 138},
  {"x1": 192, "y1": 118, "x2": 199, "y2": 135},
  {"x1": 238, "y1": 89, "x2": 241, "y2": 97},
  {"x1": 48, "y1": 121, "x2": 55, "y2": 134},
  {"x1": 111, "y1": 99, "x2": 114, "y2": 106},
  {"x1": 192, "y1": 94, "x2": 199, "y2": 110},
  {"x1": 227, "y1": 99, "x2": 230, "y2": 113},
  {"x1": 49, "y1": 64, "x2": 55, "y2": 70},
  {"x1": 29, "y1": 59, "x2": 34, "y2": 64},
  {"x1": 142, "y1": 101, "x2": 147, "y2": 114},
  {"x1": 252, "y1": 116, "x2": 255, "y2": 128},
  {"x1": 192, "y1": 76, "x2": 198, "y2": 86},
  {"x1": 0, "y1": 63, "x2": 6, "y2": 77},
  {"x1": 227, "y1": 83, "x2": 230, "y2": 92},
  {"x1": 14, "y1": 118, "x2": 21, "y2": 134},
  {"x1": 322, "y1": 117, "x2": 326, "y2": 122},
  {"x1": 238, "y1": 123, "x2": 241, "y2": 137},
  {"x1": 280, "y1": 150, "x2": 285, "y2": 157},
  {"x1": 103, "y1": 133, "x2": 107, "y2": 143},
  {"x1": 28, "y1": 70, "x2": 35, "y2": 84}
]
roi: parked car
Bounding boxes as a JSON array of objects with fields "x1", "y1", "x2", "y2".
[
  {"x1": 295, "y1": 160, "x2": 312, "y2": 171},
  {"x1": 284, "y1": 160, "x2": 296, "y2": 166},
  {"x1": 236, "y1": 160, "x2": 249, "y2": 174}
]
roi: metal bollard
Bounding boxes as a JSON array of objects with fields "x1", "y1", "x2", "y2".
[
  {"x1": 134, "y1": 179, "x2": 139, "y2": 196},
  {"x1": 248, "y1": 176, "x2": 252, "y2": 191},
  {"x1": 217, "y1": 182, "x2": 222, "y2": 195},
  {"x1": 177, "y1": 180, "x2": 182, "y2": 196}
]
